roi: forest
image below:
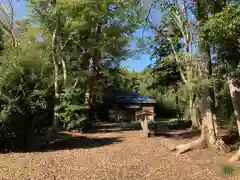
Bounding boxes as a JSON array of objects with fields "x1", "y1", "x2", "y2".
[{"x1": 0, "y1": 0, "x2": 240, "y2": 176}]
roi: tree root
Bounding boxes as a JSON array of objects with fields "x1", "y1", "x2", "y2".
[
  {"x1": 175, "y1": 137, "x2": 207, "y2": 156},
  {"x1": 214, "y1": 138, "x2": 230, "y2": 153},
  {"x1": 171, "y1": 138, "x2": 230, "y2": 156},
  {"x1": 170, "y1": 126, "x2": 207, "y2": 156},
  {"x1": 228, "y1": 148, "x2": 240, "y2": 162},
  {"x1": 171, "y1": 126, "x2": 230, "y2": 156}
]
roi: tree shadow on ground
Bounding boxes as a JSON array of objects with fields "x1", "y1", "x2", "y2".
[
  {"x1": 153, "y1": 130, "x2": 201, "y2": 140},
  {"x1": 5, "y1": 132, "x2": 122, "y2": 153},
  {"x1": 92, "y1": 120, "x2": 192, "y2": 133},
  {"x1": 90, "y1": 120, "x2": 200, "y2": 140},
  {"x1": 222, "y1": 132, "x2": 240, "y2": 148},
  {"x1": 88, "y1": 122, "x2": 142, "y2": 133},
  {"x1": 154, "y1": 123, "x2": 240, "y2": 147},
  {"x1": 151, "y1": 120, "x2": 201, "y2": 139}
]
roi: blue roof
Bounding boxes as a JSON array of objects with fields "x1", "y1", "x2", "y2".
[{"x1": 116, "y1": 93, "x2": 156, "y2": 104}]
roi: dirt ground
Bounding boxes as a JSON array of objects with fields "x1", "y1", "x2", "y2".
[{"x1": 0, "y1": 124, "x2": 240, "y2": 180}]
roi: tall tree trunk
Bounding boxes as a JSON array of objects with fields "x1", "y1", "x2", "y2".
[
  {"x1": 52, "y1": 0, "x2": 60, "y2": 131},
  {"x1": 175, "y1": 86, "x2": 181, "y2": 124},
  {"x1": 228, "y1": 77, "x2": 240, "y2": 161},
  {"x1": 171, "y1": 0, "x2": 228, "y2": 155},
  {"x1": 0, "y1": 21, "x2": 16, "y2": 48},
  {"x1": 195, "y1": 0, "x2": 222, "y2": 147},
  {"x1": 0, "y1": 28, "x2": 4, "y2": 51},
  {"x1": 199, "y1": 86, "x2": 219, "y2": 146},
  {"x1": 171, "y1": 5, "x2": 201, "y2": 129},
  {"x1": 173, "y1": 92, "x2": 228, "y2": 156},
  {"x1": 61, "y1": 57, "x2": 67, "y2": 88},
  {"x1": 228, "y1": 77, "x2": 240, "y2": 134},
  {"x1": 84, "y1": 22, "x2": 102, "y2": 105},
  {"x1": 60, "y1": 38, "x2": 68, "y2": 88},
  {"x1": 0, "y1": 0, "x2": 16, "y2": 48},
  {"x1": 189, "y1": 94, "x2": 201, "y2": 130},
  {"x1": 175, "y1": 41, "x2": 225, "y2": 155},
  {"x1": 84, "y1": 57, "x2": 94, "y2": 105}
]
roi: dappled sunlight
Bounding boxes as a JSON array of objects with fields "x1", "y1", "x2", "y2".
[{"x1": 0, "y1": 0, "x2": 240, "y2": 179}]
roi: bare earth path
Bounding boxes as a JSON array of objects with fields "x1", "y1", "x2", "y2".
[{"x1": 0, "y1": 126, "x2": 240, "y2": 180}]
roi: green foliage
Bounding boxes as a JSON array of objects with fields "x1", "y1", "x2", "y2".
[
  {"x1": 0, "y1": 27, "x2": 3, "y2": 52},
  {"x1": 0, "y1": 0, "x2": 238, "y2": 155},
  {"x1": 58, "y1": 104, "x2": 90, "y2": 131},
  {"x1": 200, "y1": 5, "x2": 240, "y2": 44},
  {"x1": 155, "y1": 91, "x2": 180, "y2": 118},
  {"x1": 106, "y1": 67, "x2": 140, "y2": 93},
  {"x1": 0, "y1": 47, "x2": 53, "y2": 151},
  {"x1": 200, "y1": 5, "x2": 240, "y2": 76},
  {"x1": 218, "y1": 164, "x2": 235, "y2": 177},
  {"x1": 138, "y1": 67, "x2": 155, "y2": 96},
  {"x1": 30, "y1": 0, "x2": 142, "y2": 110},
  {"x1": 230, "y1": 141, "x2": 240, "y2": 151},
  {"x1": 151, "y1": 55, "x2": 181, "y2": 88},
  {"x1": 137, "y1": 66, "x2": 180, "y2": 118},
  {"x1": 57, "y1": 87, "x2": 90, "y2": 132},
  {"x1": 214, "y1": 80, "x2": 234, "y2": 120}
]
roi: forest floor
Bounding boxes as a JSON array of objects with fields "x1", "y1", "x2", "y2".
[{"x1": 0, "y1": 122, "x2": 240, "y2": 180}]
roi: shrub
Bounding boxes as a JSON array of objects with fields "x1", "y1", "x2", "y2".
[
  {"x1": 0, "y1": 50, "x2": 53, "y2": 151},
  {"x1": 58, "y1": 87, "x2": 91, "y2": 132},
  {"x1": 155, "y1": 92, "x2": 180, "y2": 118},
  {"x1": 218, "y1": 164, "x2": 235, "y2": 177}
]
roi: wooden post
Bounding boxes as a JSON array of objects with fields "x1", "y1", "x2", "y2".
[
  {"x1": 143, "y1": 116, "x2": 150, "y2": 136},
  {"x1": 137, "y1": 110, "x2": 155, "y2": 138},
  {"x1": 140, "y1": 116, "x2": 150, "y2": 138}
]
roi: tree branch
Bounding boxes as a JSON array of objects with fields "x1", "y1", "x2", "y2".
[
  {"x1": 0, "y1": 20, "x2": 16, "y2": 47},
  {"x1": 141, "y1": 0, "x2": 157, "y2": 44},
  {"x1": 167, "y1": 37, "x2": 188, "y2": 84},
  {"x1": 0, "y1": 0, "x2": 16, "y2": 48}
]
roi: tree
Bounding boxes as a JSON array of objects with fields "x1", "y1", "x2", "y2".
[
  {"x1": 29, "y1": 0, "x2": 142, "y2": 125},
  {"x1": 148, "y1": 0, "x2": 235, "y2": 155},
  {"x1": 168, "y1": 0, "x2": 233, "y2": 156},
  {"x1": 0, "y1": 0, "x2": 17, "y2": 47},
  {"x1": 0, "y1": 27, "x2": 3, "y2": 51},
  {"x1": 0, "y1": 21, "x2": 54, "y2": 150},
  {"x1": 151, "y1": 0, "x2": 202, "y2": 129},
  {"x1": 80, "y1": 0, "x2": 142, "y2": 106},
  {"x1": 200, "y1": 5, "x2": 240, "y2": 161}
]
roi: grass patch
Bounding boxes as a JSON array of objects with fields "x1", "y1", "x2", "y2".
[
  {"x1": 230, "y1": 141, "x2": 240, "y2": 151},
  {"x1": 218, "y1": 164, "x2": 235, "y2": 177},
  {"x1": 155, "y1": 118, "x2": 178, "y2": 123}
]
